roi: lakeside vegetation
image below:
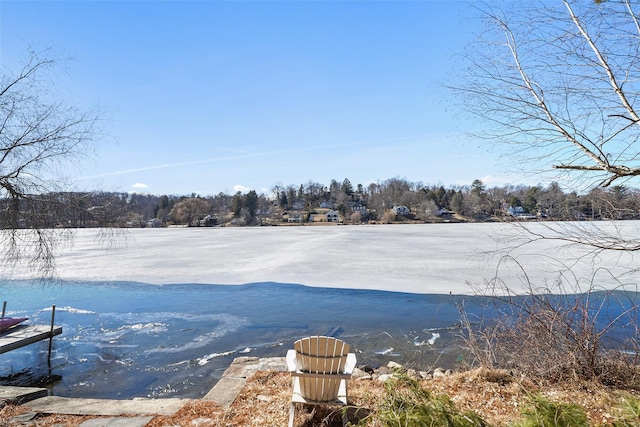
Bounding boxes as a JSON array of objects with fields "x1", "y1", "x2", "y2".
[{"x1": 13, "y1": 177, "x2": 640, "y2": 229}]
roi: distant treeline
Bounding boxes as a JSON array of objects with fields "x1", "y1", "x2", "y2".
[{"x1": 5, "y1": 177, "x2": 640, "y2": 228}]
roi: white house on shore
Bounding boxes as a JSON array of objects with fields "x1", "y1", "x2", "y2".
[
  {"x1": 326, "y1": 209, "x2": 339, "y2": 223},
  {"x1": 507, "y1": 206, "x2": 536, "y2": 220},
  {"x1": 146, "y1": 218, "x2": 162, "y2": 227},
  {"x1": 309, "y1": 209, "x2": 340, "y2": 223},
  {"x1": 392, "y1": 205, "x2": 410, "y2": 216}
]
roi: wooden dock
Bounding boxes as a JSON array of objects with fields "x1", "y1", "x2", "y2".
[
  {"x1": 0, "y1": 324, "x2": 62, "y2": 355},
  {"x1": 0, "y1": 303, "x2": 62, "y2": 361}
]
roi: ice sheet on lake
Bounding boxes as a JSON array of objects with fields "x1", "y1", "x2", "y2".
[
  {"x1": 4, "y1": 222, "x2": 638, "y2": 294},
  {"x1": 1, "y1": 222, "x2": 638, "y2": 399}
]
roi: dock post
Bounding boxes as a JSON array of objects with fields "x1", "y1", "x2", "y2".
[
  {"x1": 1, "y1": 301, "x2": 6, "y2": 319},
  {"x1": 47, "y1": 305, "x2": 56, "y2": 366}
]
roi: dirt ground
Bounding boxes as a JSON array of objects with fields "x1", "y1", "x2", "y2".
[{"x1": 0, "y1": 368, "x2": 636, "y2": 426}]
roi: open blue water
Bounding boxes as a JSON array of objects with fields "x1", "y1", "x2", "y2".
[
  {"x1": 0, "y1": 280, "x2": 478, "y2": 399},
  {"x1": 0, "y1": 280, "x2": 636, "y2": 399}
]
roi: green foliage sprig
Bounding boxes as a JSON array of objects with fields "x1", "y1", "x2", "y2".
[
  {"x1": 372, "y1": 375, "x2": 488, "y2": 427},
  {"x1": 513, "y1": 394, "x2": 588, "y2": 427},
  {"x1": 611, "y1": 393, "x2": 640, "y2": 427}
]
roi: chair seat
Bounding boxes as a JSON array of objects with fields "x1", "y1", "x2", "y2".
[{"x1": 290, "y1": 375, "x2": 348, "y2": 405}]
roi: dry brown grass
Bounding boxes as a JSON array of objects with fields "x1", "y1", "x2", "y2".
[
  {"x1": 1, "y1": 368, "x2": 638, "y2": 426},
  {"x1": 0, "y1": 403, "x2": 97, "y2": 426}
]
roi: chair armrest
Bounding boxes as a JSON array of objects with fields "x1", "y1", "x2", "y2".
[
  {"x1": 344, "y1": 353, "x2": 357, "y2": 374},
  {"x1": 286, "y1": 349, "x2": 298, "y2": 372}
]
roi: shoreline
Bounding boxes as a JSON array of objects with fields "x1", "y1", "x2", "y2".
[{"x1": 2, "y1": 355, "x2": 634, "y2": 426}]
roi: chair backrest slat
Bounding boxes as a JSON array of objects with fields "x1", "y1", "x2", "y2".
[
  {"x1": 292, "y1": 336, "x2": 351, "y2": 402},
  {"x1": 294, "y1": 336, "x2": 349, "y2": 374}
]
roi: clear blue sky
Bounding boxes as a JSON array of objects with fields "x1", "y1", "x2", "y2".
[{"x1": 1, "y1": 1, "x2": 518, "y2": 197}]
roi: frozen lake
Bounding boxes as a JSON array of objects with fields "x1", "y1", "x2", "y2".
[
  {"x1": 6, "y1": 222, "x2": 640, "y2": 294},
  {"x1": 0, "y1": 222, "x2": 638, "y2": 398}
]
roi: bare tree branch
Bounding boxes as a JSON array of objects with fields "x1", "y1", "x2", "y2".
[
  {"x1": 456, "y1": 1, "x2": 640, "y2": 188},
  {"x1": 0, "y1": 49, "x2": 101, "y2": 277}
]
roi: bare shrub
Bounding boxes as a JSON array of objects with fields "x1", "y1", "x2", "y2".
[
  {"x1": 350, "y1": 211, "x2": 362, "y2": 224},
  {"x1": 381, "y1": 210, "x2": 396, "y2": 224},
  {"x1": 459, "y1": 268, "x2": 640, "y2": 388}
]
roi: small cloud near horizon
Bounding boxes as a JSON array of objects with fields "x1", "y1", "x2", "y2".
[
  {"x1": 233, "y1": 184, "x2": 251, "y2": 193},
  {"x1": 132, "y1": 183, "x2": 149, "y2": 189}
]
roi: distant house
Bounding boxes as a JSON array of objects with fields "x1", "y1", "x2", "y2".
[
  {"x1": 308, "y1": 209, "x2": 340, "y2": 223},
  {"x1": 392, "y1": 205, "x2": 410, "y2": 217},
  {"x1": 288, "y1": 213, "x2": 301, "y2": 223},
  {"x1": 199, "y1": 215, "x2": 217, "y2": 227},
  {"x1": 146, "y1": 218, "x2": 162, "y2": 228},
  {"x1": 320, "y1": 200, "x2": 334, "y2": 209},
  {"x1": 508, "y1": 206, "x2": 525, "y2": 216},
  {"x1": 508, "y1": 206, "x2": 536, "y2": 220},
  {"x1": 351, "y1": 205, "x2": 366, "y2": 214},
  {"x1": 326, "y1": 209, "x2": 340, "y2": 223},
  {"x1": 436, "y1": 208, "x2": 453, "y2": 217},
  {"x1": 292, "y1": 200, "x2": 305, "y2": 210}
]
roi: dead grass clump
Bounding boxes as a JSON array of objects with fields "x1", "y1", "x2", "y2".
[
  {"x1": 225, "y1": 370, "x2": 372, "y2": 426},
  {"x1": 426, "y1": 370, "x2": 528, "y2": 426},
  {"x1": 225, "y1": 370, "x2": 292, "y2": 426},
  {"x1": 470, "y1": 367, "x2": 517, "y2": 385},
  {"x1": 4, "y1": 367, "x2": 640, "y2": 426}
]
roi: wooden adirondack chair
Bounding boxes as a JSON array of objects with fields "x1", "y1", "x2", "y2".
[{"x1": 286, "y1": 336, "x2": 357, "y2": 427}]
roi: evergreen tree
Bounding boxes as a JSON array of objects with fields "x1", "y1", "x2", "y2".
[{"x1": 341, "y1": 178, "x2": 354, "y2": 196}]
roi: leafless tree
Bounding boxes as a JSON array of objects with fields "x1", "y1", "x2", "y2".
[
  {"x1": 0, "y1": 49, "x2": 100, "y2": 277},
  {"x1": 456, "y1": 0, "x2": 640, "y2": 246},
  {"x1": 459, "y1": 0, "x2": 640, "y2": 189},
  {"x1": 169, "y1": 197, "x2": 210, "y2": 226},
  {"x1": 455, "y1": 1, "x2": 640, "y2": 385}
]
